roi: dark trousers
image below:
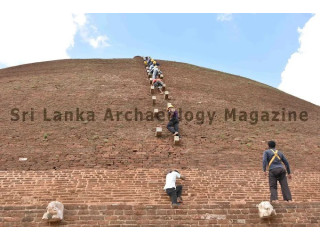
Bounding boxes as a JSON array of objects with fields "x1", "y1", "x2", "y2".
[
  {"x1": 166, "y1": 185, "x2": 182, "y2": 204},
  {"x1": 167, "y1": 120, "x2": 179, "y2": 136},
  {"x1": 269, "y1": 167, "x2": 292, "y2": 201}
]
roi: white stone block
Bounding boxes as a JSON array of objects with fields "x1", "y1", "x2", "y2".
[
  {"x1": 174, "y1": 136, "x2": 180, "y2": 145},
  {"x1": 257, "y1": 201, "x2": 276, "y2": 218},
  {"x1": 164, "y1": 91, "x2": 169, "y2": 100},
  {"x1": 155, "y1": 127, "x2": 162, "y2": 137},
  {"x1": 42, "y1": 201, "x2": 64, "y2": 222}
]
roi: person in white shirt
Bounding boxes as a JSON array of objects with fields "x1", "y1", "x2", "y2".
[{"x1": 164, "y1": 170, "x2": 186, "y2": 206}]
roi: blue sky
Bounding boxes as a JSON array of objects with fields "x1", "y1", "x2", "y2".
[{"x1": 68, "y1": 13, "x2": 312, "y2": 88}]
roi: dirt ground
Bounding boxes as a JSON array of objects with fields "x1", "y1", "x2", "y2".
[{"x1": 0, "y1": 57, "x2": 319, "y2": 172}]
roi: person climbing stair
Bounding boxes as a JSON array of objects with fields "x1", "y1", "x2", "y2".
[
  {"x1": 164, "y1": 170, "x2": 185, "y2": 207},
  {"x1": 147, "y1": 58, "x2": 153, "y2": 66},
  {"x1": 263, "y1": 140, "x2": 292, "y2": 203},
  {"x1": 152, "y1": 78, "x2": 164, "y2": 94},
  {"x1": 167, "y1": 104, "x2": 180, "y2": 138},
  {"x1": 151, "y1": 65, "x2": 160, "y2": 79}
]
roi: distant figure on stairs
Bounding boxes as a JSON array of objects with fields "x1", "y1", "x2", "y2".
[
  {"x1": 152, "y1": 79, "x2": 164, "y2": 94},
  {"x1": 148, "y1": 58, "x2": 155, "y2": 68},
  {"x1": 263, "y1": 140, "x2": 292, "y2": 203},
  {"x1": 148, "y1": 62, "x2": 156, "y2": 72},
  {"x1": 144, "y1": 56, "x2": 150, "y2": 65},
  {"x1": 164, "y1": 170, "x2": 185, "y2": 207},
  {"x1": 150, "y1": 65, "x2": 160, "y2": 79},
  {"x1": 147, "y1": 57, "x2": 152, "y2": 66},
  {"x1": 167, "y1": 104, "x2": 180, "y2": 137}
]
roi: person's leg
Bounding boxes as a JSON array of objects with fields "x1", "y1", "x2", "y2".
[
  {"x1": 176, "y1": 185, "x2": 183, "y2": 202},
  {"x1": 269, "y1": 169, "x2": 278, "y2": 202},
  {"x1": 173, "y1": 121, "x2": 180, "y2": 136},
  {"x1": 174, "y1": 121, "x2": 179, "y2": 132},
  {"x1": 166, "y1": 188, "x2": 175, "y2": 204},
  {"x1": 167, "y1": 121, "x2": 176, "y2": 134},
  {"x1": 166, "y1": 188, "x2": 178, "y2": 204},
  {"x1": 278, "y1": 168, "x2": 292, "y2": 201},
  {"x1": 176, "y1": 185, "x2": 183, "y2": 197},
  {"x1": 152, "y1": 70, "x2": 158, "y2": 79}
]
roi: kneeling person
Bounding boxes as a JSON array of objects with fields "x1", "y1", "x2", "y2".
[{"x1": 152, "y1": 78, "x2": 164, "y2": 94}]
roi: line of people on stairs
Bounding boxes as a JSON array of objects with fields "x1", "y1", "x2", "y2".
[{"x1": 143, "y1": 56, "x2": 181, "y2": 138}]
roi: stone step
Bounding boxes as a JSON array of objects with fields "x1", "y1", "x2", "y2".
[
  {"x1": 164, "y1": 91, "x2": 169, "y2": 100},
  {"x1": 174, "y1": 136, "x2": 180, "y2": 145},
  {"x1": 155, "y1": 127, "x2": 162, "y2": 137},
  {"x1": 153, "y1": 109, "x2": 159, "y2": 118},
  {"x1": 152, "y1": 96, "x2": 156, "y2": 105}
]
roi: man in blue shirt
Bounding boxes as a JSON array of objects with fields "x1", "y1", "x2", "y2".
[{"x1": 263, "y1": 140, "x2": 292, "y2": 203}]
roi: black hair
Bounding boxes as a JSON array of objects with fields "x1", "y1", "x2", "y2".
[{"x1": 268, "y1": 141, "x2": 276, "y2": 148}]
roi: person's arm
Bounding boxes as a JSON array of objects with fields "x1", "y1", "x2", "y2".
[
  {"x1": 177, "y1": 111, "x2": 181, "y2": 121},
  {"x1": 168, "y1": 110, "x2": 175, "y2": 119},
  {"x1": 281, "y1": 152, "x2": 291, "y2": 175},
  {"x1": 175, "y1": 171, "x2": 185, "y2": 180},
  {"x1": 262, "y1": 151, "x2": 268, "y2": 174}
]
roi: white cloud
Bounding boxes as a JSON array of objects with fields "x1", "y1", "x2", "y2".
[
  {"x1": 0, "y1": 12, "x2": 110, "y2": 68},
  {"x1": 73, "y1": 13, "x2": 87, "y2": 27},
  {"x1": 89, "y1": 36, "x2": 110, "y2": 48},
  {"x1": 78, "y1": 20, "x2": 110, "y2": 49},
  {"x1": 217, "y1": 13, "x2": 233, "y2": 22},
  {"x1": 0, "y1": 12, "x2": 86, "y2": 67},
  {"x1": 279, "y1": 14, "x2": 320, "y2": 106}
]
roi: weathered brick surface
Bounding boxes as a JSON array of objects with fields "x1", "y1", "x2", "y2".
[
  {"x1": 0, "y1": 168, "x2": 320, "y2": 226},
  {"x1": 0, "y1": 202, "x2": 320, "y2": 227},
  {"x1": 0, "y1": 59, "x2": 319, "y2": 172},
  {"x1": 0, "y1": 169, "x2": 320, "y2": 206},
  {"x1": 0, "y1": 58, "x2": 319, "y2": 226}
]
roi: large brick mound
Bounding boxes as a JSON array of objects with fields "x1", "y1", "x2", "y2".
[{"x1": 0, "y1": 57, "x2": 319, "y2": 227}]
